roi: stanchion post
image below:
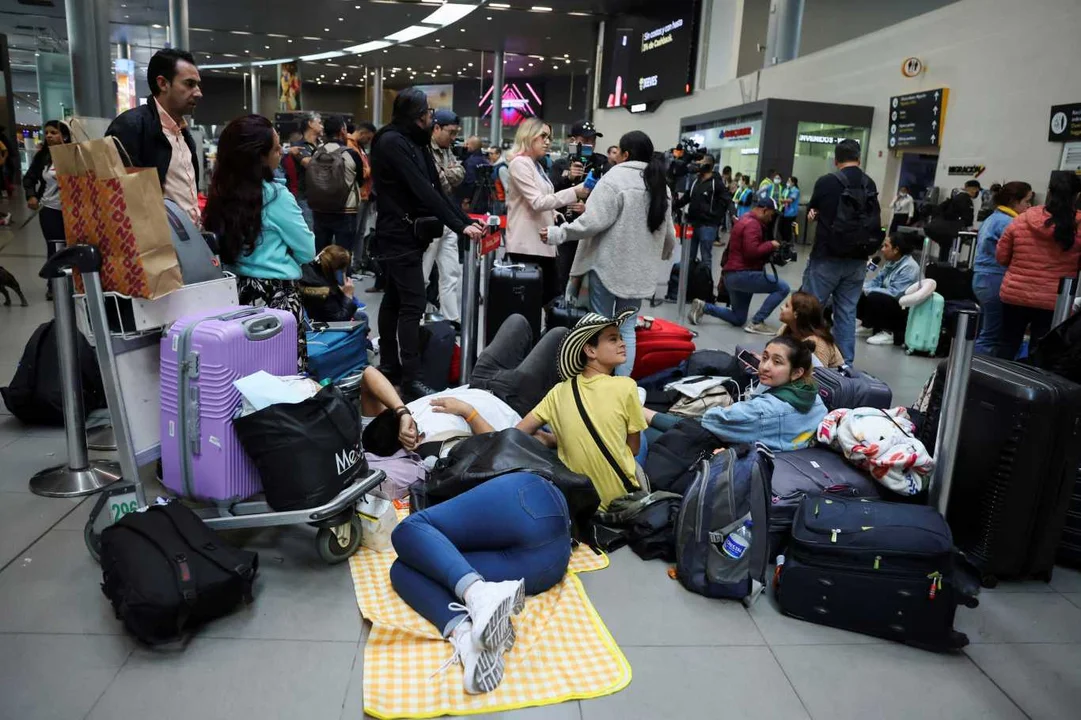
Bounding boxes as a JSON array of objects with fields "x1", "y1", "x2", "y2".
[
  {"x1": 929, "y1": 309, "x2": 979, "y2": 517},
  {"x1": 675, "y1": 228, "x2": 692, "y2": 320},
  {"x1": 459, "y1": 232, "x2": 480, "y2": 386},
  {"x1": 1052, "y1": 276, "x2": 1077, "y2": 327},
  {"x1": 919, "y1": 235, "x2": 931, "y2": 279}
]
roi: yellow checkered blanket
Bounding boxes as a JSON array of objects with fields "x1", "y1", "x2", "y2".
[{"x1": 349, "y1": 520, "x2": 630, "y2": 719}]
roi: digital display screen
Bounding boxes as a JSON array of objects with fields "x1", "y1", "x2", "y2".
[
  {"x1": 479, "y1": 81, "x2": 544, "y2": 127},
  {"x1": 602, "y1": 0, "x2": 699, "y2": 109}
]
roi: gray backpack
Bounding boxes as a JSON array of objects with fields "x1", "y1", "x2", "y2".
[
  {"x1": 675, "y1": 445, "x2": 772, "y2": 602},
  {"x1": 305, "y1": 144, "x2": 352, "y2": 213}
]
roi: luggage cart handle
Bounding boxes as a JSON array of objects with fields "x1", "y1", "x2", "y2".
[{"x1": 39, "y1": 244, "x2": 102, "y2": 279}]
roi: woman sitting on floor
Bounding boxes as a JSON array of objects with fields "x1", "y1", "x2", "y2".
[
  {"x1": 297, "y1": 244, "x2": 363, "y2": 322},
  {"x1": 430, "y1": 311, "x2": 646, "y2": 512},
  {"x1": 855, "y1": 234, "x2": 920, "y2": 346},
  {"x1": 779, "y1": 291, "x2": 845, "y2": 368},
  {"x1": 646, "y1": 335, "x2": 827, "y2": 451}
]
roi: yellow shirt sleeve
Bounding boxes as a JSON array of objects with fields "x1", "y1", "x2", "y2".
[{"x1": 622, "y1": 378, "x2": 648, "y2": 434}]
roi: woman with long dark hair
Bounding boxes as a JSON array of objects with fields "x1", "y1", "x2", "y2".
[
  {"x1": 970, "y1": 181, "x2": 1033, "y2": 355},
  {"x1": 203, "y1": 114, "x2": 316, "y2": 370},
  {"x1": 995, "y1": 173, "x2": 1081, "y2": 360},
  {"x1": 779, "y1": 291, "x2": 844, "y2": 368},
  {"x1": 541, "y1": 130, "x2": 675, "y2": 375},
  {"x1": 23, "y1": 120, "x2": 72, "y2": 249}
]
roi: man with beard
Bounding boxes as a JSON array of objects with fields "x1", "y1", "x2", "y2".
[{"x1": 370, "y1": 88, "x2": 485, "y2": 400}]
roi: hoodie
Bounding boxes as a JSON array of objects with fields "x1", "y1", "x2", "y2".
[
  {"x1": 996, "y1": 206, "x2": 1081, "y2": 310},
  {"x1": 701, "y1": 382, "x2": 827, "y2": 452}
]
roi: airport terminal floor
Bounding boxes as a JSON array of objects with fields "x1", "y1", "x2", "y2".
[{"x1": 3, "y1": 216, "x2": 1081, "y2": 720}]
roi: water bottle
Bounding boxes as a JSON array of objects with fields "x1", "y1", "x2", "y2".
[{"x1": 722, "y1": 519, "x2": 753, "y2": 560}]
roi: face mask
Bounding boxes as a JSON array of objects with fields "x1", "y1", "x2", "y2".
[
  {"x1": 774, "y1": 176, "x2": 782, "y2": 183},
  {"x1": 786, "y1": 182, "x2": 794, "y2": 188}
]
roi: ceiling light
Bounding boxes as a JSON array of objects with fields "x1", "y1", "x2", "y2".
[
  {"x1": 567, "y1": 11, "x2": 591, "y2": 17},
  {"x1": 467, "y1": 62, "x2": 473, "y2": 66},
  {"x1": 324, "y1": 28, "x2": 330, "y2": 32},
  {"x1": 338, "y1": 17, "x2": 344, "y2": 21},
  {"x1": 151, "y1": 23, "x2": 163, "y2": 28},
  {"x1": 288, "y1": 39, "x2": 293, "y2": 43},
  {"x1": 531, "y1": 5, "x2": 552, "y2": 11},
  {"x1": 385, "y1": 25, "x2": 438, "y2": 43},
  {"x1": 230, "y1": 30, "x2": 252, "y2": 35},
  {"x1": 264, "y1": 45, "x2": 270, "y2": 49},
  {"x1": 487, "y1": 16, "x2": 492, "y2": 20},
  {"x1": 489, "y1": 2, "x2": 510, "y2": 7},
  {"x1": 344, "y1": 40, "x2": 392, "y2": 53},
  {"x1": 300, "y1": 50, "x2": 348, "y2": 61}
]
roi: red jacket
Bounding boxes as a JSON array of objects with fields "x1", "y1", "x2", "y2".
[
  {"x1": 723, "y1": 213, "x2": 774, "y2": 272},
  {"x1": 996, "y1": 207, "x2": 1081, "y2": 310}
]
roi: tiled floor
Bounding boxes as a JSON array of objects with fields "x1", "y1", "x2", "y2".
[{"x1": 3, "y1": 208, "x2": 1081, "y2": 720}]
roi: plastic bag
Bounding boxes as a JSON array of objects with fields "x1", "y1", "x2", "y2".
[{"x1": 357, "y1": 490, "x2": 397, "y2": 552}]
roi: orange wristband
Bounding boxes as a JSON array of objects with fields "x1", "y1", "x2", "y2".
[{"x1": 465, "y1": 409, "x2": 478, "y2": 424}]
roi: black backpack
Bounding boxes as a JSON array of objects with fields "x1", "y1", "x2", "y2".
[
  {"x1": 688, "y1": 262, "x2": 715, "y2": 303},
  {"x1": 1, "y1": 320, "x2": 106, "y2": 425},
  {"x1": 644, "y1": 418, "x2": 725, "y2": 495},
  {"x1": 824, "y1": 171, "x2": 883, "y2": 259},
  {"x1": 100, "y1": 502, "x2": 258, "y2": 644}
]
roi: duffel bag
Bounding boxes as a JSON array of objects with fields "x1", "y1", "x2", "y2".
[
  {"x1": 100, "y1": 502, "x2": 258, "y2": 644},
  {"x1": 234, "y1": 384, "x2": 366, "y2": 511}
]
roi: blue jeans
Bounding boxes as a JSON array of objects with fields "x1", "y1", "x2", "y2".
[
  {"x1": 588, "y1": 271, "x2": 642, "y2": 376},
  {"x1": 801, "y1": 256, "x2": 867, "y2": 364},
  {"x1": 390, "y1": 472, "x2": 572, "y2": 636},
  {"x1": 972, "y1": 272, "x2": 1004, "y2": 356},
  {"x1": 313, "y1": 212, "x2": 359, "y2": 253},
  {"x1": 704, "y1": 269, "x2": 790, "y2": 327},
  {"x1": 692, "y1": 224, "x2": 717, "y2": 268},
  {"x1": 297, "y1": 197, "x2": 314, "y2": 230}
]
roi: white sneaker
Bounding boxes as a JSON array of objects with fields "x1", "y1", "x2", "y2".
[
  {"x1": 437, "y1": 620, "x2": 505, "y2": 694},
  {"x1": 744, "y1": 321, "x2": 777, "y2": 335},
  {"x1": 687, "y1": 298, "x2": 705, "y2": 326},
  {"x1": 854, "y1": 322, "x2": 873, "y2": 337},
  {"x1": 866, "y1": 330, "x2": 895, "y2": 346},
  {"x1": 465, "y1": 579, "x2": 525, "y2": 651}
]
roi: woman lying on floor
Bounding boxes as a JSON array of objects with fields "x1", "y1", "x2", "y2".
[
  {"x1": 389, "y1": 311, "x2": 640, "y2": 695},
  {"x1": 646, "y1": 335, "x2": 827, "y2": 451}
]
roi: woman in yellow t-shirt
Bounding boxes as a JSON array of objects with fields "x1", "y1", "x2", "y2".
[{"x1": 431, "y1": 310, "x2": 646, "y2": 510}]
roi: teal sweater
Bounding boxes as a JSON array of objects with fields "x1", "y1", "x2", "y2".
[{"x1": 226, "y1": 180, "x2": 316, "y2": 280}]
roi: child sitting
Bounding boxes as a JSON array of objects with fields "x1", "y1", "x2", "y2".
[
  {"x1": 430, "y1": 310, "x2": 646, "y2": 511},
  {"x1": 646, "y1": 335, "x2": 827, "y2": 451},
  {"x1": 779, "y1": 291, "x2": 845, "y2": 368}
]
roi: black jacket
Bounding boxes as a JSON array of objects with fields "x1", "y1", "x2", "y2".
[
  {"x1": 22, "y1": 148, "x2": 51, "y2": 201},
  {"x1": 674, "y1": 174, "x2": 731, "y2": 226},
  {"x1": 105, "y1": 96, "x2": 199, "y2": 190},
  {"x1": 297, "y1": 262, "x2": 357, "y2": 322},
  {"x1": 370, "y1": 123, "x2": 470, "y2": 257}
]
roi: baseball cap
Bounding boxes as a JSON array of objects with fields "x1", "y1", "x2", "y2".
[
  {"x1": 433, "y1": 109, "x2": 460, "y2": 127},
  {"x1": 756, "y1": 196, "x2": 779, "y2": 211},
  {"x1": 570, "y1": 120, "x2": 602, "y2": 139}
]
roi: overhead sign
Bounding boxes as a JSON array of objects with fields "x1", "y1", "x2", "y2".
[
  {"x1": 1049, "y1": 103, "x2": 1081, "y2": 142},
  {"x1": 901, "y1": 57, "x2": 923, "y2": 78},
  {"x1": 888, "y1": 88, "x2": 948, "y2": 149},
  {"x1": 948, "y1": 165, "x2": 985, "y2": 177}
]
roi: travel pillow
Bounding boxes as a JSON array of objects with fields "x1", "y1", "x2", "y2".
[{"x1": 899, "y1": 278, "x2": 937, "y2": 309}]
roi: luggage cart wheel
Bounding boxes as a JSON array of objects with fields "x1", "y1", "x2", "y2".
[
  {"x1": 980, "y1": 574, "x2": 999, "y2": 589},
  {"x1": 85, "y1": 519, "x2": 102, "y2": 565},
  {"x1": 315, "y1": 514, "x2": 363, "y2": 564}
]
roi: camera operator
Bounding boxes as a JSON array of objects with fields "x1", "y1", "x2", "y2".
[
  {"x1": 370, "y1": 89, "x2": 485, "y2": 401},
  {"x1": 673, "y1": 153, "x2": 731, "y2": 270},
  {"x1": 550, "y1": 120, "x2": 604, "y2": 294}
]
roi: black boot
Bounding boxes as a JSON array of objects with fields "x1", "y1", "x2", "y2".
[{"x1": 401, "y1": 379, "x2": 438, "y2": 403}]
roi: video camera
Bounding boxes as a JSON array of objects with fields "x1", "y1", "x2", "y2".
[
  {"x1": 666, "y1": 137, "x2": 706, "y2": 184},
  {"x1": 771, "y1": 242, "x2": 798, "y2": 267},
  {"x1": 567, "y1": 142, "x2": 608, "y2": 179}
]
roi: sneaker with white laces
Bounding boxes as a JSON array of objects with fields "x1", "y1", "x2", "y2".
[
  {"x1": 866, "y1": 330, "x2": 895, "y2": 345},
  {"x1": 687, "y1": 298, "x2": 706, "y2": 326},
  {"x1": 435, "y1": 620, "x2": 505, "y2": 694},
  {"x1": 464, "y1": 579, "x2": 525, "y2": 651},
  {"x1": 744, "y1": 321, "x2": 777, "y2": 335},
  {"x1": 854, "y1": 322, "x2": 873, "y2": 337}
]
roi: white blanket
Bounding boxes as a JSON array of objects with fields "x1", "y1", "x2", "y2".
[{"x1": 816, "y1": 407, "x2": 934, "y2": 496}]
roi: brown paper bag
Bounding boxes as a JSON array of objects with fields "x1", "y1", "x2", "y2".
[{"x1": 53, "y1": 137, "x2": 182, "y2": 299}]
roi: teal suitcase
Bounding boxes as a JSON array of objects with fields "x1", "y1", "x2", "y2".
[{"x1": 905, "y1": 292, "x2": 944, "y2": 355}]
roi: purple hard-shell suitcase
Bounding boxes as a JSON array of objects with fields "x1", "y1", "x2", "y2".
[{"x1": 160, "y1": 306, "x2": 297, "y2": 503}]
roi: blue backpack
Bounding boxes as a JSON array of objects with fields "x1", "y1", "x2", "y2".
[{"x1": 675, "y1": 445, "x2": 773, "y2": 602}]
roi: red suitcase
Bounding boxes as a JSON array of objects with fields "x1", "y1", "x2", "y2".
[{"x1": 631, "y1": 317, "x2": 696, "y2": 379}]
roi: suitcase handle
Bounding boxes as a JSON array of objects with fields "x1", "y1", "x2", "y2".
[
  {"x1": 243, "y1": 316, "x2": 283, "y2": 340},
  {"x1": 216, "y1": 308, "x2": 261, "y2": 322}
]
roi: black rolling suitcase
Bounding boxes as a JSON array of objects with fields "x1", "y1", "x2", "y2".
[
  {"x1": 544, "y1": 297, "x2": 587, "y2": 331},
  {"x1": 925, "y1": 262, "x2": 976, "y2": 302},
  {"x1": 486, "y1": 262, "x2": 543, "y2": 344},
  {"x1": 918, "y1": 356, "x2": 1081, "y2": 584},
  {"x1": 812, "y1": 366, "x2": 892, "y2": 411},
  {"x1": 777, "y1": 495, "x2": 976, "y2": 651}
]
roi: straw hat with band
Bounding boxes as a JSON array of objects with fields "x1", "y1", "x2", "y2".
[{"x1": 557, "y1": 309, "x2": 638, "y2": 381}]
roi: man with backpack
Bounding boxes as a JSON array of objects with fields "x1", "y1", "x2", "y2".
[
  {"x1": 307, "y1": 115, "x2": 365, "y2": 252},
  {"x1": 283, "y1": 113, "x2": 323, "y2": 229},
  {"x1": 801, "y1": 139, "x2": 884, "y2": 364}
]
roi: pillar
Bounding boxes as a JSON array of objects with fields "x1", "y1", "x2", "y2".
[
  {"x1": 119, "y1": 40, "x2": 131, "y2": 60},
  {"x1": 589, "y1": 21, "x2": 605, "y2": 117},
  {"x1": 65, "y1": 0, "x2": 112, "y2": 118},
  {"x1": 168, "y1": 0, "x2": 190, "y2": 51},
  {"x1": 249, "y1": 66, "x2": 261, "y2": 116},
  {"x1": 490, "y1": 50, "x2": 504, "y2": 148},
  {"x1": 372, "y1": 67, "x2": 384, "y2": 126},
  {"x1": 763, "y1": 0, "x2": 804, "y2": 68}
]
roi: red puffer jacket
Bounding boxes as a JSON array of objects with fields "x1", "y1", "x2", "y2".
[{"x1": 997, "y1": 207, "x2": 1081, "y2": 310}]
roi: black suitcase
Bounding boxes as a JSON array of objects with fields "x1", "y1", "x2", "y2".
[
  {"x1": 767, "y1": 447, "x2": 882, "y2": 557},
  {"x1": 100, "y1": 502, "x2": 258, "y2": 644},
  {"x1": 486, "y1": 262, "x2": 543, "y2": 344},
  {"x1": 812, "y1": 365, "x2": 893, "y2": 411},
  {"x1": 918, "y1": 356, "x2": 1081, "y2": 584},
  {"x1": 925, "y1": 262, "x2": 975, "y2": 302},
  {"x1": 419, "y1": 320, "x2": 457, "y2": 391},
  {"x1": 777, "y1": 495, "x2": 975, "y2": 651},
  {"x1": 544, "y1": 297, "x2": 588, "y2": 331}
]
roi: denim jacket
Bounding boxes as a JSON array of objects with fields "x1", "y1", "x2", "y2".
[
  {"x1": 863, "y1": 255, "x2": 919, "y2": 298},
  {"x1": 701, "y1": 386, "x2": 827, "y2": 452}
]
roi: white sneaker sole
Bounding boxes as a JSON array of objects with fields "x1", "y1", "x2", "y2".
[
  {"x1": 469, "y1": 646, "x2": 505, "y2": 694},
  {"x1": 475, "y1": 583, "x2": 525, "y2": 652}
]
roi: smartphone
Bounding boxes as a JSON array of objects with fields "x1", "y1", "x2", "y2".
[
  {"x1": 335, "y1": 270, "x2": 345, "y2": 285},
  {"x1": 737, "y1": 349, "x2": 760, "y2": 372}
]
